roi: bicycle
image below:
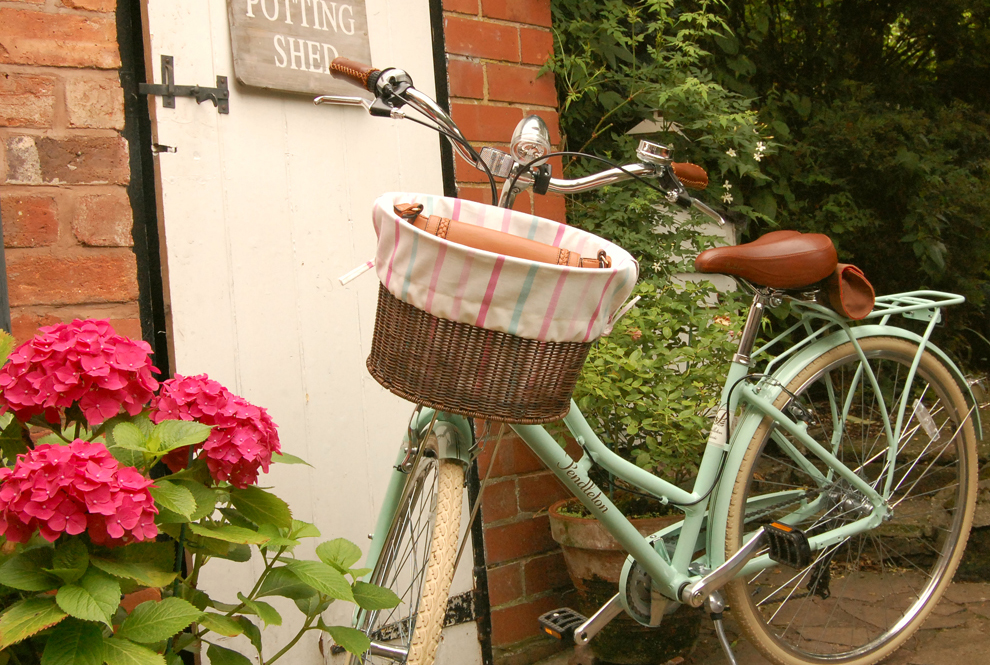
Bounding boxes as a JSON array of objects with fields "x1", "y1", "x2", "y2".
[{"x1": 321, "y1": 57, "x2": 983, "y2": 665}]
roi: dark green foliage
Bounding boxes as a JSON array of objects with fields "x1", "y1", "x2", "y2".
[{"x1": 711, "y1": 0, "x2": 990, "y2": 365}]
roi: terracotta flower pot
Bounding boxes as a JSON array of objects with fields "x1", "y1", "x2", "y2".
[{"x1": 547, "y1": 498, "x2": 700, "y2": 665}]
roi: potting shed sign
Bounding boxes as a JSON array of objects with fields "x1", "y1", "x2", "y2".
[{"x1": 226, "y1": 0, "x2": 373, "y2": 96}]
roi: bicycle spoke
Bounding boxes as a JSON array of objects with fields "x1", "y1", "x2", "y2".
[{"x1": 727, "y1": 339, "x2": 974, "y2": 664}]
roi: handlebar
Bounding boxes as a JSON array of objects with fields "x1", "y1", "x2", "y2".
[{"x1": 324, "y1": 58, "x2": 725, "y2": 225}]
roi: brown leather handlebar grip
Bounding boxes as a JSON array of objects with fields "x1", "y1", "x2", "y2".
[
  {"x1": 329, "y1": 57, "x2": 380, "y2": 92},
  {"x1": 672, "y1": 162, "x2": 708, "y2": 190}
]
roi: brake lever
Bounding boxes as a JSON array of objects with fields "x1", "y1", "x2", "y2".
[
  {"x1": 313, "y1": 95, "x2": 406, "y2": 120},
  {"x1": 314, "y1": 95, "x2": 368, "y2": 107},
  {"x1": 691, "y1": 197, "x2": 727, "y2": 226}
]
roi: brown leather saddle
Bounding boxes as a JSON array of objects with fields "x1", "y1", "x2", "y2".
[{"x1": 695, "y1": 230, "x2": 838, "y2": 290}]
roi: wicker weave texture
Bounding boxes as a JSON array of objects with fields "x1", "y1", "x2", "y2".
[{"x1": 367, "y1": 284, "x2": 590, "y2": 424}]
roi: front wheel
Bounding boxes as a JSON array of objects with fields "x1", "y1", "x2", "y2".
[
  {"x1": 725, "y1": 337, "x2": 977, "y2": 665},
  {"x1": 351, "y1": 446, "x2": 464, "y2": 665}
]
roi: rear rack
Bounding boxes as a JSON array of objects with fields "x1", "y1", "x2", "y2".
[
  {"x1": 865, "y1": 290, "x2": 965, "y2": 322},
  {"x1": 756, "y1": 290, "x2": 965, "y2": 374}
]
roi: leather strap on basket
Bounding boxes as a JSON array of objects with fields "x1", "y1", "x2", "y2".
[
  {"x1": 823, "y1": 263, "x2": 875, "y2": 320},
  {"x1": 394, "y1": 203, "x2": 610, "y2": 269}
]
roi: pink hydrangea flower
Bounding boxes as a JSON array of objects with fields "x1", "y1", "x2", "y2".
[
  {"x1": 150, "y1": 375, "x2": 280, "y2": 489},
  {"x1": 0, "y1": 440, "x2": 158, "y2": 547},
  {"x1": 0, "y1": 319, "x2": 159, "y2": 426}
]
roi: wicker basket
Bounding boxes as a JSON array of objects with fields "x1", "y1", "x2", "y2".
[{"x1": 367, "y1": 284, "x2": 591, "y2": 424}]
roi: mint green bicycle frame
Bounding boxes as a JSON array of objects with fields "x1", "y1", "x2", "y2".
[{"x1": 365, "y1": 289, "x2": 982, "y2": 614}]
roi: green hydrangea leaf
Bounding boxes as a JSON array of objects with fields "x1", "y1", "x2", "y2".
[
  {"x1": 352, "y1": 581, "x2": 401, "y2": 611},
  {"x1": 102, "y1": 637, "x2": 166, "y2": 665},
  {"x1": 229, "y1": 486, "x2": 292, "y2": 529},
  {"x1": 0, "y1": 597, "x2": 67, "y2": 649},
  {"x1": 285, "y1": 560, "x2": 354, "y2": 602},
  {"x1": 198, "y1": 612, "x2": 244, "y2": 637},
  {"x1": 325, "y1": 625, "x2": 371, "y2": 656},
  {"x1": 117, "y1": 597, "x2": 203, "y2": 644},
  {"x1": 40, "y1": 619, "x2": 103, "y2": 665},
  {"x1": 315, "y1": 538, "x2": 362, "y2": 573},
  {"x1": 206, "y1": 643, "x2": 252, "y2": 665}
]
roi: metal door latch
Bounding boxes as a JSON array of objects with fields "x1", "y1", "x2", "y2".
[{"x1": 139, "y1": 55, "x2": 229, "y2": 114}]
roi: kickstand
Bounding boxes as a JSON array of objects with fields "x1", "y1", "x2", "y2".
[{"x1": 705, "y1": 592, "x2": 737, "y2": 665}]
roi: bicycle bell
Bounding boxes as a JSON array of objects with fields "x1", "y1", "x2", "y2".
[
  {"x1": 636, "y1": 140, "x2": 672, "y2": 165},
  {"x1": 510, "y1": 115, "x2": 552, "y2": 166}
]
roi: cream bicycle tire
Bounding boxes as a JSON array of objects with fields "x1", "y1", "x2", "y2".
[
  {"x1": 352, "y1": 456, "x2": 464, "y2": 665},
  {"x1": 724, "y1": 337, "x2": 977, "y2": 665}
]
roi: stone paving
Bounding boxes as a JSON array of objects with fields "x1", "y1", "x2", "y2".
[{"x1": 533, "y1": 580, "x2": 990, "y2": 665}]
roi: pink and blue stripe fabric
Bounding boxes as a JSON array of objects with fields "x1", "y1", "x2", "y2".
[{"x1": 372, "y1": 193, "x2": 638, "y2": 344}]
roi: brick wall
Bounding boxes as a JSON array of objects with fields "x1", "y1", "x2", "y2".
[
  {"x1": 476, "y1": 428, "x2": 579, "y2": 665},
  {"x1": 443, "y1": 0, "x2": 566, "y2": 223},
  {"x1": 0, "y1": 1, "x2": 142, "y2": 344},
  {"x1": 440, "y1": 2, "x2": 577, "y2": 662}
]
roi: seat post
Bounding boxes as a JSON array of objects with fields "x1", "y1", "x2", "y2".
[{"x1": 733, "y1": 291, "x2": 773, "y2": 366}]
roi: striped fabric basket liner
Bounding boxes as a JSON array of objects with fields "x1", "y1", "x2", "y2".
[{"x1": 367, "y1": 193, "x2": 639, "y2": 423}]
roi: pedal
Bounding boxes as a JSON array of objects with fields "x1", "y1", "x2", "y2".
[
  {"x1": 538, "y1": 608, "x2": 587, "y2": 641},
  {"x1": 766, "y1": 521, "x2": 811, "y2": 568}
]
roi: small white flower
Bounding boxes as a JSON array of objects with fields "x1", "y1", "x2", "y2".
[
  {"x1": 753, "y1": 152, "x2": 763, "y2": 162},
  {"x1": 723, "y1": 180, "x2": 733, "y2": 190},
  {"x1": 721, "y1": 192, "x2": 734, "y2": 204},
  {"x1": 726, "y1": 148, "x2": 737, "y2": 158},
  {"x1": 756, "y1": 141, "x2": 766, "y2": 152},
  {"x1": 652, "y1": 261, "x2": 662, "y2": 272}
]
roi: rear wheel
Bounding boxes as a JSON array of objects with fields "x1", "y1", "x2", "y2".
[
  {"x1": 725, "y1": 337, "x2": 977, "y2": 665},
  {"x1": 351, "y1": 444, "x2": 464, "y2": 665}
]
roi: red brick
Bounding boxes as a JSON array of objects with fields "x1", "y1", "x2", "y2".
[
  {"x1": 488, "y1": 63, "x2": 557, "y2": 106},
  {"x1": 490, "y1": 594, "x2": 563, "y2": 646},
  {"x1": 481, "y1": 0, "x2": 552, "y2": 27},
  {"x1": 447, "y1": 58, "x2": 484, "y2": 99},
  {"x1": 5, "y1": 136, "x2": 130, "y2": 186},
  {"x1": 523, "y1": 551, "x2": 571, "y2": 596},
  {"x1": 61, "y1": 0, "x2": 117, "y2": 11},
  {"x1": 518, "y1": 472, "x2": 569, "y2": 512},
  {"x1": 526, "y1": 109, "x2": 562, "y2": 145},
  {"x1": 452, "y1": 103, "x2": 524, "y2": 142},
  {"x1": 482, "y1": 478, "x2": 517, "y2": 524},
  {"x1": 65, "y1": 75, "x2": 125, "y2": 129},
  {"x1": 10, "y1": 311, "x2": 60, "y2": 345},
  {"x1": 484, "y1": 514, "x2": 556, "y2": 564},
  {"x1": 72, "y1": 189, "x2": 133, "y2": 247},
  {"x1": 1, "y1": 193, "x2": 58, "y2": 247},
  {"x1": 445, "y1": 16, "x2": 519, "y2": 61},
  {"x1": 534, "y1": 192, "x2": 566, "y2": 224},
  {"x1": 7, "y1": 251, "x2": 139, "y2": 306},
  {"x1": 0, "y1": 8, "x2": 120, "y2": 69},
  {"x1": 443, "y1": 0, "x2": 479, "y2": 13},
  {"x1": 520, "y1": 27, "x2": 553, "y2": 66},
  {"x1": 109, "y1": 318, "x2": 143, "y2": 341},
  {"x1": 0, "y1": 72, "x2": 56, "y2": 128},
  {"x1": 487, "y1": 561, "x2": 523, "y2": 607},
  {"x1": 476, "y1": 429, "x2": 545, "y2": 477},
  {"x1": 9, "y1": 313, "x2": 142, "y2": 346}
]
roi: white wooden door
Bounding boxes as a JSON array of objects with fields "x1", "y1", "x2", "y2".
[{"x1": 141, "y1": 2, "x2": 481, "y2": 663}]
